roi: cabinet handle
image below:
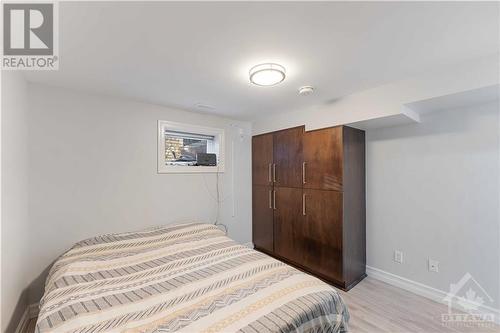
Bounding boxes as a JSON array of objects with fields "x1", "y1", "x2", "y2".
[
  {"x1": 302, "y1": 162, "x2": 306, "y2": 184},
  {"x1": 273, "y1": 164, "x2": 276, "y2": 183},
  {"x1": 302, "y1": 194, "x2": 306, "y2": 216},
  {"x1": 268, "y1": 190, "x2": 272, "y2": 209},
  {"x1": 273, "y1": 190, "x2": 276, "y2": 210},
  {"x1": 268, "y1": 163, "x2": 272, "y2": 183}
]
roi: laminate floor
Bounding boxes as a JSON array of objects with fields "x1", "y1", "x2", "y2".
[{"x1": 334, "y1": 277, "x2": 499, "y2": 333}]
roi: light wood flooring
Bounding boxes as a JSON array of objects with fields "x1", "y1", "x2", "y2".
[
  {"x1": 334, "y1": 277, "x2": 498, "y2": 332},
  {"x1": 23, "y1": 277, "x2": 499, "y2": 333}
]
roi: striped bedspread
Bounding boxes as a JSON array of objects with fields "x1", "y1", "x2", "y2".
[{"x1": 36, "y1": 223, "x2": 349, "y2": 333}]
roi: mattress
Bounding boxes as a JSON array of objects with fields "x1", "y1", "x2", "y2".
[{"x1": 36, "y1": 223, "x2": 349, "y2": 333}]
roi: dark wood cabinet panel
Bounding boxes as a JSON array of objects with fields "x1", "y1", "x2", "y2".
[
  {"x1": 252, "y1": 134, "x2": 273, "y2": 186},
  {"x1": 303, "y1": 127, "x2": 343, "y2": 191},
  {"x1": 251, "y1": 125, "x2": 366, "y2": 291},
  {"x1": 342, "y1": 127, "x2": 366, "y2": 287},
  {"x1": 273, "y1": 127, "x2": 304, "y2": 188},
  {"x1": 302, "y1": 189, "x2": 343, "y2": 283},
  {"x1": 252, "y1": 185, "x2": 274, "y2": 252},
  {"x1": 273, "y1": 187, "x2": 304, "y2": 264}
]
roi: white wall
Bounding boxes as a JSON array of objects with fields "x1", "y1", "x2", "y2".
[
  {"x1": 1, "y1": 72, "x2": 31, "y2": 332},
  {"x1": 366, "y1": 102, "x2": 499, "y2": 310},
  {"x1": 26, "y1": 84, "x2": 252, "y2": 303}
]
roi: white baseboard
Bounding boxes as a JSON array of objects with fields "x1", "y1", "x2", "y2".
[
  {"x1": 366, "y1": 265, "x2": 500, "y2": 325},
  {"x1": 14, "y1": 303, "x2": 39, "y2": 333}
]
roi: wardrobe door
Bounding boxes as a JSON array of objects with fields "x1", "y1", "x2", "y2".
[
  {"x1": 252, "y1": 134, "x2": 273, "y2": 186},
  {"x1": 252, "y1": 185, "x2": 274, "y2": 252},
  {"x1": 303, "y1": 127, "x2": 343, "y2": 191},
  {"x1": 273, "y1": 187, "x2": 304, "y2": 264},
  {"x1": 273, "y1": 127, "x2": 304, "y2": 188},
  {"x1": 302, "y1": 189, "x2": 343, "y2": 283}
]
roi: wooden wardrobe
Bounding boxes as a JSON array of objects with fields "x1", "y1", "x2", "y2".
[{"x1": 252, "y1": 125, "x2": 366, "y2": 291}]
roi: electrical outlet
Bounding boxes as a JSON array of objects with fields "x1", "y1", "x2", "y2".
[
  {"x1": 394, "y1": 250, "x2": 404, "y2": 264},
  {"x1": 428, "y1": 258, "x2": 439, "y2": 272}
]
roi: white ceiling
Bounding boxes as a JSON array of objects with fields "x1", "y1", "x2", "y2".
[
  {"x1": 348, "y1": 85, "x2": 500, "y2": 131},
  {"x1": 24, "y1": 1, "x2": 499, "y2": 120},
  {"x1": 406, "y1": 85, "x2": 499, "y2": 115}
]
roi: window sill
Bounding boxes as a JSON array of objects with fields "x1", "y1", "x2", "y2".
[{"x1": 157, "y1": 165, "x2": 225, "y2": 174}]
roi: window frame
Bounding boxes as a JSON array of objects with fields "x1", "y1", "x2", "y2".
[{"x1": 157, "y1": 120, "x2": 225, "y2": 173}]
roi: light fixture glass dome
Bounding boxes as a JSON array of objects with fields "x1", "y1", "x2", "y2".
[{"x1": 249, "y1": 63, "x2": 286, "y2": 86}]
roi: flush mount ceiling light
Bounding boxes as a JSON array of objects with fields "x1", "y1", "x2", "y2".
[{"x1": 249, "y1": 63, "x2": 286, "y2": 86}]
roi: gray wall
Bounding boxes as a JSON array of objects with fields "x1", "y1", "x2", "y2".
[
  {"x1": 25, "y1": 83, "x2": 252, "y2": 304},
  {"x1": 1, "y1": 73, "x2": 31, "y2": 332},
  {"x1": 366, "y1": 102, "x2": 500, "y2": 310}
]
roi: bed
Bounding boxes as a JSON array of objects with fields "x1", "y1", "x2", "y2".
[{"x1": 36, "y1": 223, "x2": 349, "y2": 333}]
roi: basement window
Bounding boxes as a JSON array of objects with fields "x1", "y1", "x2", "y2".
[{"x1": 157, "y1": 120, "x2": 225, "y2": 173}]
